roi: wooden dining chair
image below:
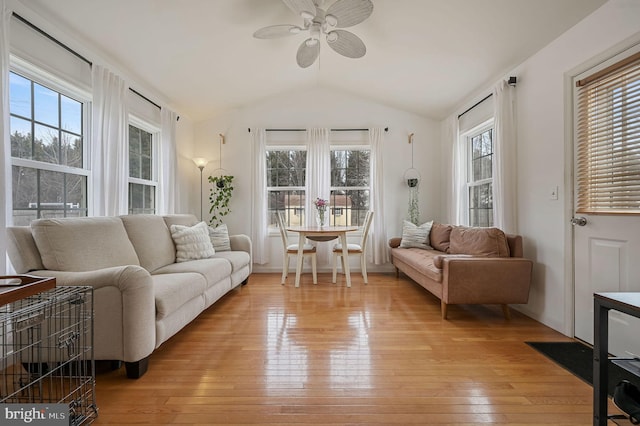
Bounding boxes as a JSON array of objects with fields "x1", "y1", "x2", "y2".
[
  {"x1": 276, "y1": 211, "x2": 317, "y2": 285},
  {"x1": 332, "y1": 210, "x2": 374, "y2": 284}
]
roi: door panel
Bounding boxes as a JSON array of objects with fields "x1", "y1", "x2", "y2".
[{"x1": 574, "y1": 215, "x2": 640, "y2": 356}]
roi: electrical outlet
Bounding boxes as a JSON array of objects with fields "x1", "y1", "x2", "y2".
[{"x1": 550, "y1": 185, "x2": 559, "y2": 200}]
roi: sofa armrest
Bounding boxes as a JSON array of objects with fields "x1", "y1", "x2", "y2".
[
  {"x1": 26, "y1": 265, "x2": 155, "y2": 363},
  {"x1": 230, "y1": 234, "x2": 252, "y2": 273},
  {"x1": 441, "y1": 257, "x2": 533, "y2": 305},
  {"x1": 433, "y1": 254, "x2": 473, "y2": 269},
  {"x1": 388, "y1": 237, "x2": 402, "y2": 248}
]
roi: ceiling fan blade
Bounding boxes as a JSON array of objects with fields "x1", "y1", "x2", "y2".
[
  {"x1": 296, "y1": 38, "x2": 320, "y2": 68},
  {"x1": 282, "y1": 0, "x2": 317, "y2": 18},
  {"x1": 326, "y1": 30, "x2": 366, "y2": 58},
  {"x1": 253, "y1": 25, "x2": 303, "y2": 39},
  {"x1": 326, "y1": 0, "x2": 373, "y2": 28}
]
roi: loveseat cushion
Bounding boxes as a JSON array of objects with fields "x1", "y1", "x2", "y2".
[
  {"x1": 430, "y1": 223, "x2": 453, "y2": 253},
  {"x1": 31, "y1": 217, "x2": 140, "y2": 271},
  {"x1": 390, "y1": 247, "x2": 443, "y2": 283},
  {"x1": 449, "y1": 226, "x2": 510, "y2": 257},
  {"x1": 120, "y1": 214, "x2": 176, "y2": 272}
]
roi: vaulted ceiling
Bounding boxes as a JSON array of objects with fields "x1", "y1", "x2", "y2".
[{"x1": 24, "y1": 0, "x2": 607, "y2": 121}]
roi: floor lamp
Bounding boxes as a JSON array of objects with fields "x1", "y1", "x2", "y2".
[{"x1": 193, "y1": 158, "x2": 209, "y2": 220}]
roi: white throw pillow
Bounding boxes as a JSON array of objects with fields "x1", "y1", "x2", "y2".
[
  {"x1": 208, "y1": 223, "x2": 231, "y2": 252},
  {"x1": 170, "y1": 221, "x2": 215, "y2": 262},
  {"x1": 400, "y1": 220, "x2": 434, "y2": 249}
]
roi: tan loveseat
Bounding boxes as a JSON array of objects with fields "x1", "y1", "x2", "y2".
[
  {"x1": 389, "y1": 223, "x2": 532, "y2": 319},
  {"x1": 6, "y1": 214, "x2": 252, "y2": 378}
]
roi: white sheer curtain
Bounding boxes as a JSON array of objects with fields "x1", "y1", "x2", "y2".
[
  {"x1": 91, "y1": 65, "x2": 128, "y2": 216},
  {"x1": 492, "y1": 80, "x2": 517, "y2": 233},
  {"x1": 1, "y1": 0, "x2": 12, "y2": 273},
  {"x1": 305, "y1": 128, "x2": 330, "y2": 226},
  {"x1": 369, "y1": 128, "x2": 388, "y2": 264},
  {"x1": 448, "y1": 116, "x2": 465, "y2": 225},
  {"x1": 157, "y1": 107, "x2": 177, "y2": 214},
  {"x1": 251, "y1": 128, "x2": 268, "y2": 264}
]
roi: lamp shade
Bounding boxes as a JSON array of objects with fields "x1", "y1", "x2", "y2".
[{"x1": 193, "y1": 157, "x2": 209, "y2": 169}]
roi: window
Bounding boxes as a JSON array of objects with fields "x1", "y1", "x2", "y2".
[
  {"x1": 9, "y1": 70, "x2": 88, "y2": 225},
  {"x1": 575, "y1": 51, "x2": 640, "y2": 213},
  {"x1": 266, "y1": 149, "x2": 307, "y2": 227},
  {"x1": 330, "y1": 149, "x2": 370, "y2": 226},
  {"x1": 467, "y1": 125, "x2": 494, "y2": 227},
  {"x1": 128, "y1": 123, "x2": 157, "y2": 214}
]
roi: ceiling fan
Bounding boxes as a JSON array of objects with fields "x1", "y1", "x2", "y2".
[{"x1": 253, "y1": 0, "x2": 374, "y2": 68}]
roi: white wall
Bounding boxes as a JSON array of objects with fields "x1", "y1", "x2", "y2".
[
  {"x1": 441, "y1": 0, "x2": 640, "y2": 333},
  {"x1": 194, "y1": 87, "x2": 441, "y2": 273}
]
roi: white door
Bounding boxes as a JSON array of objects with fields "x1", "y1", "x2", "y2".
[
  {"x1": 572, "y1": 44, "x2": 640, "y2": 357},
  {"x1": 573, "y1": 214, "x2": 640, "y2": 356}
]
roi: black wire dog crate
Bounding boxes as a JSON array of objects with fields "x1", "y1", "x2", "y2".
[{"x1": 0, "y1": 280, "x2": 97, "y2": 425}]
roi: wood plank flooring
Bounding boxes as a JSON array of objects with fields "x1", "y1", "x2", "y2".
[{"x1": 93, "y1": 272, "x2": 627, "y2": 425}]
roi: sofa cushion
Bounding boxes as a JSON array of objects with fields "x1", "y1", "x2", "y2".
[
  {"x1": 153, "y1": 257, "x2": 232, "y2": 289},
  {"x1": 391, "y1": 247, "x2": 442, "y2": 283},
  {"x1": 212, "y1": 251, "x2": 251, "y2": 273},
  {"x1": 31, "y1": 217, "x2": 140, "y2": 272},
  {"x1": 120, "y1": 214, "x2": 176, "y2": 272},
  {"x1": 430, "y1": 223, "x2": 453, "y2": 253},
  {"x1": 449, "y1": 226, "x2": 511, "y2": 257},
  {"x1": 163, "y1": 214, "x2": 198, "y2": 229},
  {"x1": 170, "y1": 222, "x2": 215, "y2": 262},
  {"x1": 399, "y1": 220, "x2": 433, "y2": 249},
  {"x1": 209, "y1": 224, "x2": 231, "y2": 252},
  {"x1": 151, "y1": 272, "x2": 206, "y2": 320}
]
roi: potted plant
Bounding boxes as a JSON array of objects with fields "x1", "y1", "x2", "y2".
[{"x1": 208, "y1": 175, "x2": 234, "y2": 227}]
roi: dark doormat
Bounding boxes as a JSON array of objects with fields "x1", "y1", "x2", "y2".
[{"x1": 526, "y1": 341, "x2": 638, "y2": 397}]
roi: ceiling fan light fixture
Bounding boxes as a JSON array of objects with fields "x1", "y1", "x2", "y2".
[
  {"x1": 300, "y1": 11, "x2": 315, "y2": 20},
  {"x1": 326, "y1": 31, "x2": 338, "y2": 43},
  {"x1": 325, "y1": 14, "x2": 338, "y2": 27},
  {"x1": 306, "y1": 38, "x2": 319, "y2": 46},
  {"x1": 289, "y1": 26, "x2": 301, "y2": 34}
]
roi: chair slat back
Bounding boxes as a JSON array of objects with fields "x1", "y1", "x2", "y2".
[
  {"x1": 360, "y1": 211, "x2": 374, "y2": 248},
  {"x1": 275, "y1": 211, "x2": 289, "y2": 247}
]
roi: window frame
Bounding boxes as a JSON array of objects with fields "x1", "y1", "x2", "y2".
[
  {"x1": 9, "y1": 58, "x2": 91, "y2": 224},
  {"x1": 462, "y1": 119, "x2": 495, "y2": 227},
  {"x1": 127, "y1": 117, "x2": 159, "y2": 215}
]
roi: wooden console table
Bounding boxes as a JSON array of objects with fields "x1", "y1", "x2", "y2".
[{"x1": 593, "y1": 292, "x2": 640, "y2": 425}]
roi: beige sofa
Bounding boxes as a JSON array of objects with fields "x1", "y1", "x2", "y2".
[
  {"x1": 389, "y1": 223, "x2": 532, "y2": 319},
  {"x1": 6, "y1": 214, "x2": 252, "y2": 378}
]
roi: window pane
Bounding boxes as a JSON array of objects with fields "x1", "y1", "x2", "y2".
[
  {"x1": 12, "y1": 166, "x2": 87, "y2": 225},
  {"x1": 266, "y1": 150, "x2": 306, "y2": 187},
  {"x1": 468, "y1": 183, "x2": 493, "y2": 227},
  {"x1": 34, "y1": 123, "x2": 59, "y2": 164},
  {"x1": 330, "y1": 189, "x2": 370, "y2": 226},
  {"x1": 331, "y1": 150, "x2": 370, "y2": 187},
  {"x1": 34, "y1": 83, "x2": 59, "y2": 127},
  {"x1": 128, "y1": 183, "x2": 156, "y2": 214},
  {"x1": 9, "y1": 73, "x2": 31, "y2": 118},
  {"x1": 10, "y1": 116, "x2": 32, "y2": 159},
  {"x1": 62, "y1": 132, "x2": 83, "y2": 168},
  {"x1": 141, "y1": 155, "x2": 152, "y2": 180},
  {"x1": 268, "y1": 190, "x2": 305, "y2": 227},
  {"x1": 61, "y1": 94, "x2": 82, "y2": 134}
]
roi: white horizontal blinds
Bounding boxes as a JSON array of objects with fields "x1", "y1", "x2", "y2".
[{"x1": 576, "y1": 51, "x2": 640, "y2": 214}]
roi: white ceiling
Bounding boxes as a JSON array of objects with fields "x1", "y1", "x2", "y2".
[{"x1": 23, "y1": 0, "x2": 607, "y2": 121}]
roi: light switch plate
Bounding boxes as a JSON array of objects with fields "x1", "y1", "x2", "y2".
[{"x1": 550, "y1": 185, "x2": 559, "y2": 200}]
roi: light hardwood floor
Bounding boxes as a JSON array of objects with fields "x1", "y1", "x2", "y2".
[{"x1": 93, "y1": 272, "x2": 626, "y2": 425}]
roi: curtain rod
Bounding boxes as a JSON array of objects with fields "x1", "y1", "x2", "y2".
[
  {"x1": 129, "y1": 88, "x2": 162, "y2": 110},
  {"x1": 12, "y1": 13, "x2": 93, "y2": 66},
  {"x1": 457, "y1": 93, "x2": 492, "y2": 119},
  {"x1": 248, "y1": 127, "x2": 388, "y2": 132},
  {"x1": 457, "y1": 76, "x2": 517, "y2": 119}
]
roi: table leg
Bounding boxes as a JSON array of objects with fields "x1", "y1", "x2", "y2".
[
  {"x1": 340, "y1": 233, "x2": 351, "y2": 288},
  {"x1": 593, "y1": 299, "x2": 609, "y2": 426},
  {"x1": 295, "y1": 233, "x2": 304, "y2": 288}
]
